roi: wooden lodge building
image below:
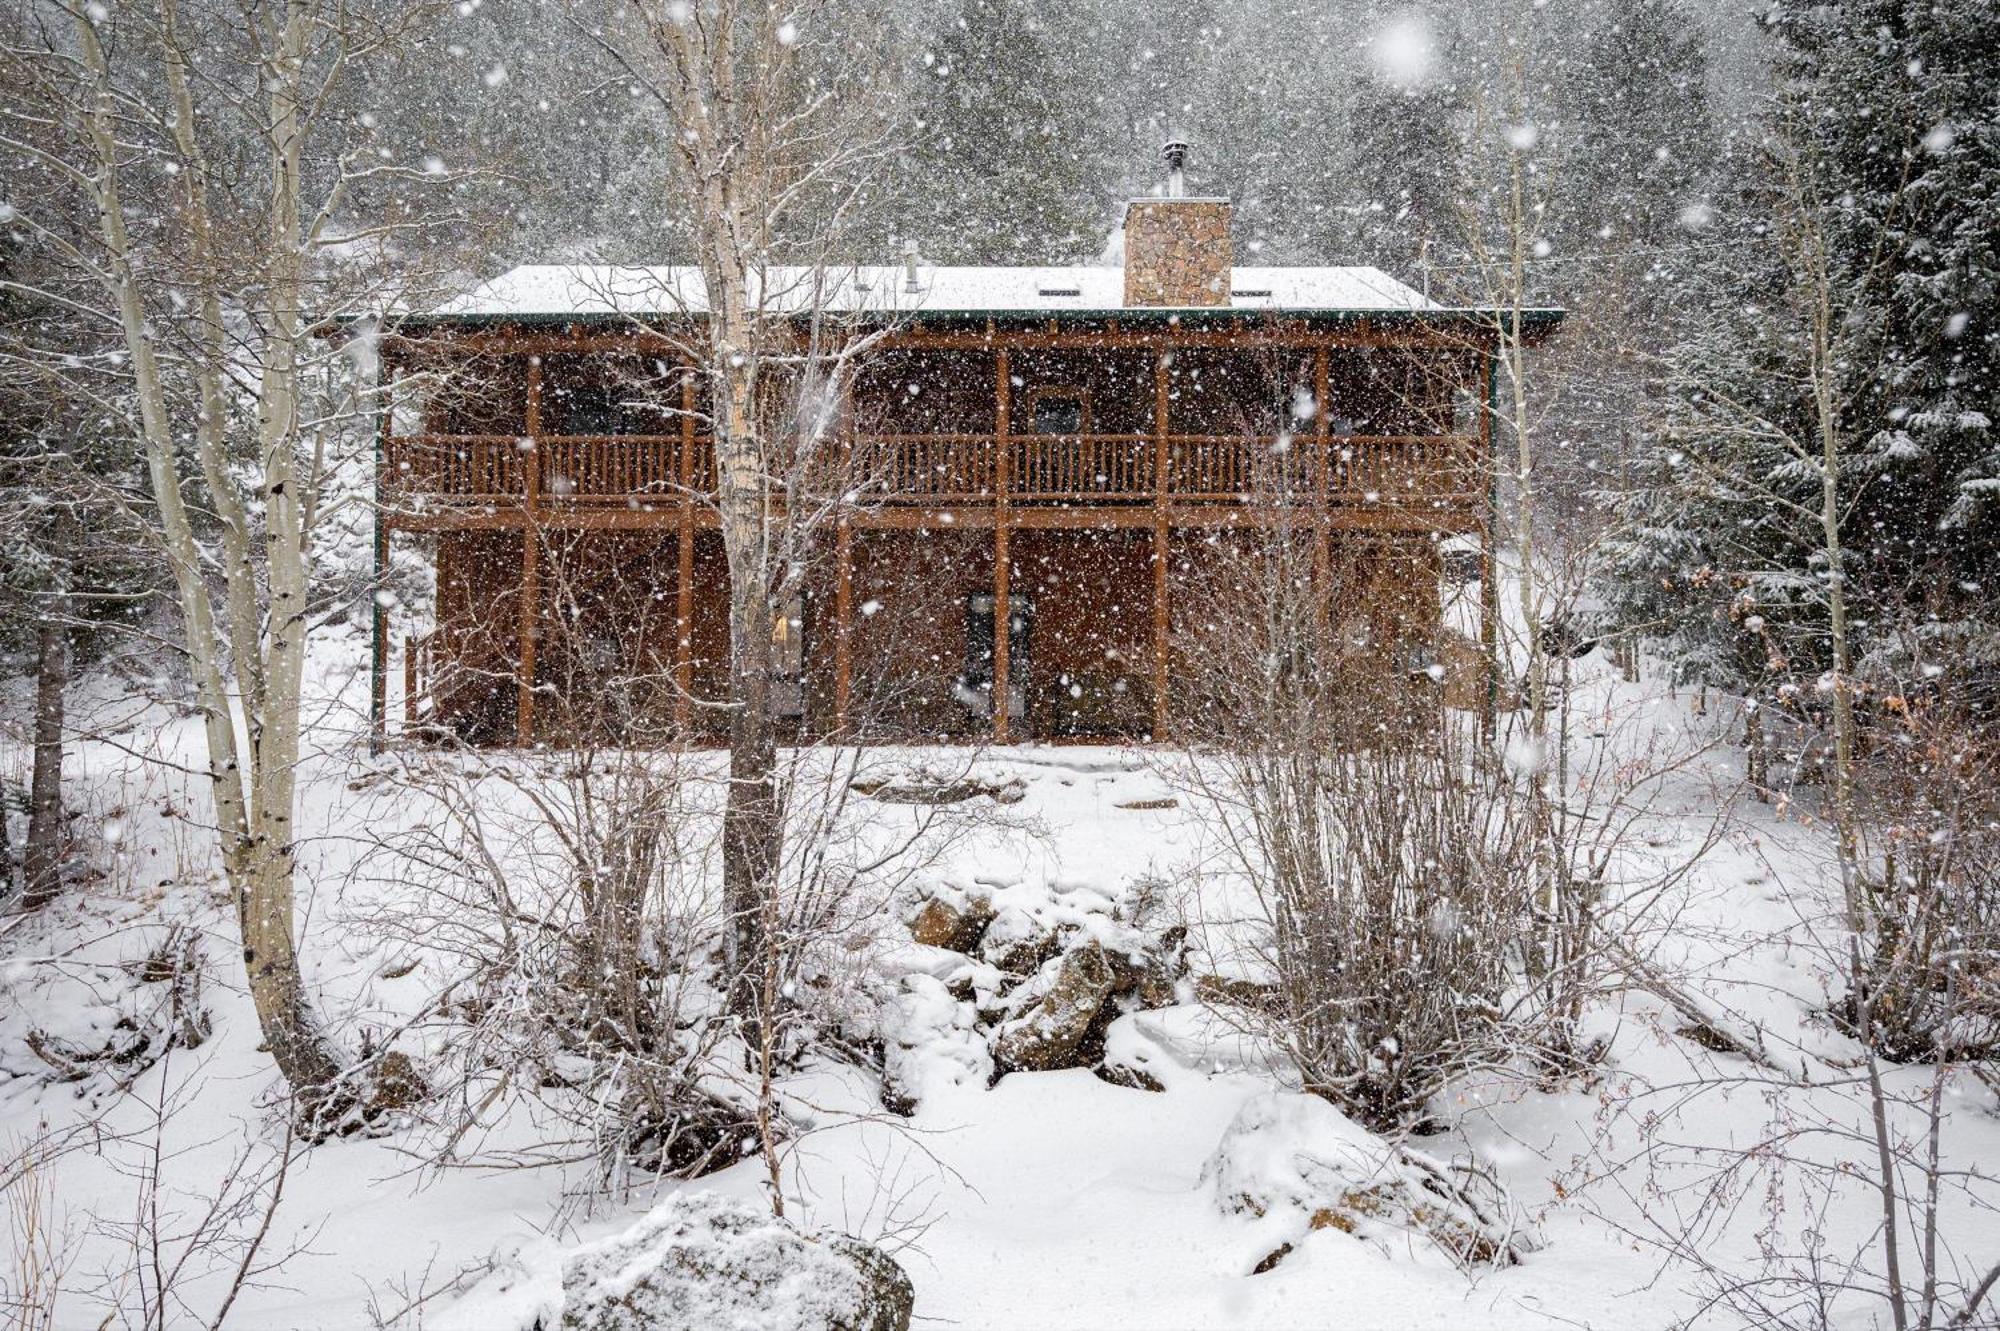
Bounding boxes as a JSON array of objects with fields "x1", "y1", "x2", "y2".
[{"x1": 371, "y1": 158, "x2": 1560, "y2": 747}]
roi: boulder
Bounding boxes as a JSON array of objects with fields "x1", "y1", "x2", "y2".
[
  {"x1": 979, "y1": 906, "x2": 1060, "y2": 975},
  {"x1": 365, "y1": 1049, "x2": 426, "y2": 1115},
  {"x1": 1204, "y1": 1092, "x2": 1540, "y2": 1273},
  {"x1": 992, "y1": 942, "x2": 1118, "y2": 1072},
  {"x1": 1192, "y1": 972, "x2": 1279, "y2": 1013},
  {"x1": 1093, "y1": 1060, "x2": 1165, "y2": 1093},
  {"x1": 1104, "y1": 922, "x2": 1186, "y2": 1009},
  {"x1": 1094, "y1": 1014, "x2": 1174, "y2": 1092},
  {"x1": 878, "y1": 974, "x2": 992, "y2": 1113},
  {"x1": 907, "y1": 895, "x2": 995, "y2": 954},
  {"x1": 548, "y1": 1192, "x2": 913, "y2": 1331},
  {"x1": 826, "y1": 1237, "x2": 917, "y2": 1331}
]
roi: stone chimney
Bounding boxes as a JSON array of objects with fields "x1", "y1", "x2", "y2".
[{"x1": 1122, "y1": 141, "x2": 1233, "y2": 307}]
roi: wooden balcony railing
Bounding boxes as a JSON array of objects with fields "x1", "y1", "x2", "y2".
[{"x1": 381, "y1": 432, "x2": 1481, "y2": 510}]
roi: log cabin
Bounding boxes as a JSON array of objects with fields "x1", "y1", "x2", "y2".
[{"x1": 370, "y1": 153, "x2": 1560, "y2": 748}]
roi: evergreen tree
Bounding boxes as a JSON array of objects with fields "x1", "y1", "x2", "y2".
[
  {"x1": 1336, "y1": 73, "x2": 1465, "y2": 280},
  {"x1": 1558, "y1": 0, "x2": 1716, "y2": 254},
  {"x1": 1608, "y1": 0, "x2": 2000, "y2": 697},
  {"x1": 887, "y1": 0, "x2": 1124, "y2": 263}
]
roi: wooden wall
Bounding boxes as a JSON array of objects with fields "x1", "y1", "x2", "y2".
[{"x1": 427, "y1": 525, "x2": 1447, "y2": 744}]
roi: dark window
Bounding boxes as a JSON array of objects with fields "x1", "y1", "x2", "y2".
[{"x1": 1028, "y1": 391, "x2": 1087, "y2": 436}]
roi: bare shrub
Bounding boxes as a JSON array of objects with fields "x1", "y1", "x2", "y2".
[
  {"x1": 1173, "y1": 521, "x2": 1538, "y2": 1132},
  {"x1": 1846, "y1": 685, "x2": 2000, "y2": 1062},
  {"x1": 368, "y1": 539, "x2": 994, "y2": 1202},
  {"x1": 0, "y1": 1062, "x2": 311, "y2": 1331},
  {"x1": 375, "y1": 641, "x2": 751, "y2": 1185},
  {"x1": 2, "y1": 1139, "x2": 70, "y2": 1331}
]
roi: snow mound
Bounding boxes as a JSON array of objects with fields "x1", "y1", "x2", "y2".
[
  {"x1": 1203, "y1": 1091, "x2": 1541, "y2": 1271},
  {"x1": 0, "y1": 944, "x2": 199, "y2": 1098},
  {"x1": 437, "y1": 1191, "x2": 912, "y2": 1331}
]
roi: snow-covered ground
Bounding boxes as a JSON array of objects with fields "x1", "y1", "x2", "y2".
[{"x1": 4, "y1": 626, "x2": 1997, "y2": 1330}]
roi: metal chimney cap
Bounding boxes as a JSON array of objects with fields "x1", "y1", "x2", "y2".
[{"x1": 1161, "y1": 140, "x2": 1190, "y2": 197}]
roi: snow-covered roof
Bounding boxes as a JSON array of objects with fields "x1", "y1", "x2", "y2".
[{"x1": 428, "y1": 263, "x2": 1451, "y2": 320}]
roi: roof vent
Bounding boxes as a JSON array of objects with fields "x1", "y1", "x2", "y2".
[
  {"x1": 902, "y1": 239, "x2": 921, "y2": 293},
  {"x1": 1037, "y1": 286, "x2": 1082, "y2": 297},
  {"x1": 1232, "y1": 288, "x2": 1272, "y2": 298}
]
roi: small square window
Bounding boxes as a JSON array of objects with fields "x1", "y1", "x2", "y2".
[{"x1": 1027, "y1": 388, "x2": 1088, "y2": 435}]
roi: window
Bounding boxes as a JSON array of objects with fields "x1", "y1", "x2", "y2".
[
  {"x1": 543, "y1": 356, "x2": 680, "y2": 436},
  {"x1": 1026, "y1": 387, "x2": 1089, "y2": 436}
]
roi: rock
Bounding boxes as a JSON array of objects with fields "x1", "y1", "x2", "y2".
[
  {"x1": 366, "y1": 1049, "x2": 426, "y2": 1115},
  {"x1": 979, "y1": 906, "x2": 1060, "y2": 975},
  {"x1": 1094, "y1": 1060, "x2": 1165, "y2": 1093},
  {"x1": 550, "y1": 1191, "x2": 914, "y2": 1331},
  {"x1": 1249, "y1": 1242, "x2": 1293, "y2": 1274},
  {"x1": 1117, "y1": 924, "x2": 1186, "y2": 1009},
  {"x1": 907, "y1": 895, "x2": 995, "y2": 954},
  {"x1": 853, "y1": 774, "x2": 1024, "y2": 806},
  {"x1": 992, "y1": 942, "x2": 1118, "y2": 1072},
  {"x1": 878, "y1": 974, "x2": 992, "y2": 1111},
  {"x1": 827, "y1": 1237, "x2": 916, "y2": 1331},
  {"x1": 1192, "y1": 973, "x2": 1279, "y2": 1013},
  {"x1": 1096, "y1": 1015, "x2": 1172, "y2": 1092},
  {"x1": 1135, "y1": 962, "x2": 1181, "y2": 1010},
  {"x1": 1204, "y1": 1091, "x2": 1539, "y2": 1272}
]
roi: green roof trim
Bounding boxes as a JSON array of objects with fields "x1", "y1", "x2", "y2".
[{"x1": 365, "y1": 305, "x2": 1566, "y2": 338}]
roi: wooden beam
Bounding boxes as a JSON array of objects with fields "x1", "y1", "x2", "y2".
[
  {"x1": 676, "y1": 370, "x2": 696, "y2": 732},
  {"x1": 993, "y1": 348, "x2": 1012, "y2": 745},
  {"x1": 1153, "y1": 349, "x2": 1171, "y2": 740},
  {"x1": 1314, "y1": 346, "x2": 1333, "y2": 636},
  {"x1": 1479, "y1": 349, "x2": 1499, "y2": 738},
  {"x1": 517, "y1": 355, "x2": 543, "y2": 746},
  {"x1": 1153, "y1": 522, "x2": 1170, "y2": 741},
  {"x1": 387, "y1": 498, "x2": 1481, "y2": 536},
  {"x1": 402, "y1": 635, "x2": 417, "y2": 729},
  {"x1": 517, "y1": 527, "x2": 539, "y2": 746},
  {"x1": 397, "y1": 322, "x2": 1474, "y2": 360}
]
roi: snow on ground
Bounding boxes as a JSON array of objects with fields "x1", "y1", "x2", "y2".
[{"x1": 3, "y1": 626, "x2": 1999, "y2": 1329}]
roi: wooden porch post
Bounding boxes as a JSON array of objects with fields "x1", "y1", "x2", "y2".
[
  {"x1": 1313, "y1": 345, "x2": 1333, "y2": 632},
  {"x1": 993, "y1": 348, "x2": 1012, "y2": 744},
  {"x1": 516, "y1": 355, "x2": 543, "y2": 746},
  {"x1": 834, "y1": 515, "x2": 854, "y2": 736},
  {"x1": 676, "y1": 368, "x2": 696, "y2": 732},
  {"x1": 1478, "y1": 347, "x2": 1499, "y2": 738},
  {"x1": 402, "y1": 636, "x2": 417, "y2": 728},
  {"x1": 369, "y1": 352, "x2": 393, "y2": 753},
  {"x1": 1151, "y1": 347, "x2": 1170, "y2": 741}
]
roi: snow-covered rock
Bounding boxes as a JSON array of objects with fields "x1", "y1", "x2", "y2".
[
  {"x1": 977, "y1": 903, "x2": 1060, "y2": 974},
  {"x1": 906, "y1": 892, "x2": 995, "y2": 953},
  {"x1": 1203, "y1": 1091, "x2": 1541, "y2": 1272},
  {"x1": 438, "y1": 1191, "x2": 913, "y2": 1331},
  {"x1": 878, "y1": 972, "x2": 992, "y2": 1111},
  {"x1": 992, "y1": 941, "x2": 1118, "y2": 1072}
]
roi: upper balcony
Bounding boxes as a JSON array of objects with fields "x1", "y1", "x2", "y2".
[
  {"x1": 377, "y1": 342, "x2": 1488, "y2": 528},
  {"x1": 380, "y1": 430, "x2": 1482, "y2": 522}
]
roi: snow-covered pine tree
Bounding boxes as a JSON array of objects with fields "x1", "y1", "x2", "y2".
[
  {"x1": 1339, "y1": 72, "x2": 1466, "y2": 278},
  {"x1": 1767, "y1": 0, "x2": 2000, "y2": 680},
  {"x1": 1608, "y1": 0, "x2": 2000, "y2": 702},
  {"x1": 1598, "y1": 190, "x2": 1827, "y2": 698},
  {"x1": 887, "y1": 0, "x2": 1123, "y2": 264}
]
